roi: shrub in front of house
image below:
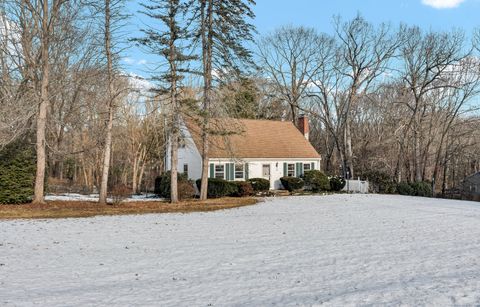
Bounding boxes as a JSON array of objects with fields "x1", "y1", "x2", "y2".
[
  {"x1": 410, "y1": 181, "x2": 433, "y2": 197},
  {"x1": 232, "y1": 181, "x2": 254, "y2": 197},
  {"x1": 195, "y1": 178, "x2": 238, "y2": 198},
  {"x1": 329, "y1": 176, "x2": 346, "y2": 191},
  {"x1": 397, "y1": 182, "x2": 415, "y2": 196},
  {"x1": 155, "y1": 171, "x2": 194, "y2": 200},
  {"x1": 0, "y1": 136, "x2": 36, "y2": 204},
  {"x1": 280, "y1": 176, "x2": 304, "y2": 192},
  {"x1": 302, "y1": 170, "x2": 330, "y2": 192},
  {"x1": 247, "y1": 178, "x2": 270, "y2": 192}
]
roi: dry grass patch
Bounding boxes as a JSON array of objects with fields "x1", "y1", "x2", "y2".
[{"x1": 0, "y1": 197, "x2": 259, "y2": 219}]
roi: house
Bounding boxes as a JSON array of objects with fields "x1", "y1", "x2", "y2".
[
  {"x1": 166, "y1": 116, "x2": 321, "y2": 190},
  {"x1": 462, "y1": 172, "x2": 480, "y2": 201}
]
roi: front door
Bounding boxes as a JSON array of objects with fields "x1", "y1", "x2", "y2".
[{"x1": 262, "y1": 164, "x2": 270, "y2": 179}]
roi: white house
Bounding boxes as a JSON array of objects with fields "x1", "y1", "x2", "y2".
[{"x1": 166, "y1": 116, "x2": 321, "y2": 190}]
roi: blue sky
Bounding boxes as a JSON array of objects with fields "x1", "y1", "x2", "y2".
[{"x1": 123, "y1": 0, "x2": 480, "y2": 77}]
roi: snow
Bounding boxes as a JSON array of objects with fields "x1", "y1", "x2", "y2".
[
  {"x1": 1, "y1": 194, "x2": 480, "y2": 306},
  {"x1": 45, "y1": 193, "x2": 162, "y2": 202}
]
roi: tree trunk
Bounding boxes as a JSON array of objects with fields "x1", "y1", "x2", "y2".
[
  {"x1": 99, "y1": 0, "x2": 114, "y2": 205},
  {"x1": 344, "y1": 119, "x2": 354, "y2": 179},
  {"x1": 199, "y1": 0, "x2": 213, "y2": 201},
  {"x1": 170, "y1": 120, "x2": 179, "y2": 203},
  {"x1": 32, "y1": 0, "x2": 50, "y2": 205}
]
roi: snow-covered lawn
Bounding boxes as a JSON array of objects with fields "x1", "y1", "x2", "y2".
[{"x1": 1, "y1": 194, "x2": 480, "y2": 306}]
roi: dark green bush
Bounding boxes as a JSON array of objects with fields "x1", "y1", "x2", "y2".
[
  {"x1": 232, "y1": 181, "x2": 254, "y2": 197},
  {"x1": 247, "y1": 178, "x2": 270, "y2": 192},
  {"x1": 155, "y1": 171, "x2": 193, "y2": 200},
  {"x1": 0, "y1": 137, "x2": 36, "y2": 204},
  {"x1": 360, "y1": 170, "x2": 396, "y2": 194},
  {"x1": 397, "y1": 182, "x2": 414, "y2": 196},
  {"x1": 410, "y1": 181, "x2": 433, "y2": 197},
  {"x1": 195, "y1": 178, "x2": 238, "y2": 198},
  {"x1": 302, "y1": 170, "x2": 330, "y2": 192},
  {"x1": 280, "y1": 176, "x2": 304, "y2": 192},
  {"x1": 329, "y1": 176, "x2": 346, "y2": 191}
]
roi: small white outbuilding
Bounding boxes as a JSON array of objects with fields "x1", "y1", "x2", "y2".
[{"x1": 166, "y1": 116, "x2": 322, "y2": 190}]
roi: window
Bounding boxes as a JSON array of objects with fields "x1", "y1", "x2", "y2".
[
  {"x1": 235, "y1": 164, "x2": 244, "y2": 179},
  {"x1": 287, "y1": 163, "x2": 295, "y2": 177},
  {"x1": 183, "y1": 164, "x2": 188, "y2": 174},
  {"x1": 215, "y1": 164, "x2": 225, "y2": 179},
  {"x1": 303, "y1": 163, "x2": 311, "y2": 172}
]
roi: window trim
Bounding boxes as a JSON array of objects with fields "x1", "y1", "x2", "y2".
[
  {"x1": 234, "y1": 163, "x2": 244, "y2": 180},
  {"x1": 287, "y1": 163, "x2": 295, "y2": 177}
]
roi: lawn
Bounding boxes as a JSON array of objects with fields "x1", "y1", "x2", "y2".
[{"x1": 1, "y1": 194, "x2": 480, "y2": 306}]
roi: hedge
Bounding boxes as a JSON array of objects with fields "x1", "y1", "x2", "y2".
[
  {"x1": 397, "y1": 182, "x2": 414, "y2": 196},
  {"x1": 410, "y1": 181, "x2": 433, "y2": 197},
  {"x1": 303, "y1": 170, "x2": 330, "y2": 192},
  {"x1": 329, "y1": 176, "x2": 346, "y2": 191},
  {"x1": 360, "y1": 170, "x2": 396, "y2": 194},
  {"x1": 0, "y1": 137, "x2": 36, "y2": 204},
  {"x1": 396, "y1": 181, "x2": 433, "y2": 197},
  {"x1": 247, "y1": 178, "x2": 270, "y2": 192},
  {"x1": 195, "y1": 178, "x2": 238, "y2": 198},
  {"x1": 280, "y1": 176, "x2": 304, "y2": 192},
  {"x1": 232, "y1": 181, "x2": 254, "y2": 197},
  {"x1": 155, "y1": 171, "x2": 195, "y2": 200}
]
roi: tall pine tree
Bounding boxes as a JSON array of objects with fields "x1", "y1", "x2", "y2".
[
  {"x1": 193, "y1": 0, "x2": 256, "y2": 200},
  {"x1": 135, "y1": 0, "x2": 196, "y2": 203}
]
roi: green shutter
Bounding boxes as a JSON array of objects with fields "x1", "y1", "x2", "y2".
[
  {"x1": 283, "y1": 163, "x2": 287, "y2": 177},
  {"x1": 226, "y1": 163, "x2": 230, "y2": 180},
  {"x1": 230, "y1": 163, "x2": 235, "y2": 181},
  {"x1": 209, "y1": 163, "x2": 214, "y2": 178},
  {"x1": 311, "y1": 162, "x2": 315, "y2": 170},
  {"x1": 296, "y1": 162, "x2": 302, "y2": 177},
  {"x1": 245, "y1": 163, "x2": 249, "y2": 180}
]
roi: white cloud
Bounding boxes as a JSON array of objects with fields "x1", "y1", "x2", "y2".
[
  {"x1": 421, "y1": 0, "x2": 465, "y2": 9},
  {"x1": 137, "y1": 59, "x2": 147, "y2": 65},
  {"x1": 123, "y1": 57, "x2": 135, "y2": 64}
]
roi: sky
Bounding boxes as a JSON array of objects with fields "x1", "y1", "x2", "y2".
[{"x1": 123, "y1": 0, "x2": 480, "y2": 77}]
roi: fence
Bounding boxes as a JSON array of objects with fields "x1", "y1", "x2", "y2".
[{"x1": 342, "y1": 179, "x2": 369, "y2": 194}]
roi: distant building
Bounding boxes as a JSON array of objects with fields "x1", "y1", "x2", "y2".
[{"x1": 462, "y1": 172, "x2": 480, "y2": 201}]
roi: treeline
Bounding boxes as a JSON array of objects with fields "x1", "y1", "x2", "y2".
[
  {"x1": 1, "y1": 0, "x2": 479, "y2": 203},
  {"x1": 256, "y1": 18, "x2": 480, "y2": 193}
]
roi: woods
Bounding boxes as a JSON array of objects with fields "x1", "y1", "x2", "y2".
[{"x1": 1, "y1": 1, "x2": 479, "y2": 203}]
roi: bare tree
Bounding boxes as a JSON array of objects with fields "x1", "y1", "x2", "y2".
[
  {"x1": 98, "y1": 0, "x2": 126, "y2": 204},
  {"x1": 399, "y1": 27, "x2": 468, "y2": 182},
  {"x1": 257, "y1": 26, "x2": 324, "y2": 122},
  {"x1": 332, "y1": 15, "x2": 401, "y2": 179}
]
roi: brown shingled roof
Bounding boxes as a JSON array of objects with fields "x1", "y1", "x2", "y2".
[{"x1": 184, "y1": 117, "x2": 321, "y2": 159}]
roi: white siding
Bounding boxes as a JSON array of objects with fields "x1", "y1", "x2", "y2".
[
  {"x1": 166, "y1": 123, "x2": 203, "y2": 180},
  {"x1": 208, "y1": 158, "x2": 321, "y2": 190}
]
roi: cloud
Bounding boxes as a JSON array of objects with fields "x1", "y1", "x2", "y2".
[
  {"x1": 137, "y1": 59, "x2": 147, "y2": 65},
  {"x1": 123, "y1": 57, "x2": 135, "y2": 64},
  {"x1": 421, "y1": 0, "x2": 465, "y2": 9}
]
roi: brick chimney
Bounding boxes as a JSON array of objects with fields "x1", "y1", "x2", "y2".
[{"x1": 297, "y1": 115, "x2": 309, "y2": 140}]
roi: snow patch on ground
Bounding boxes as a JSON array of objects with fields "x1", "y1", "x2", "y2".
[
  {"x1": 1, "y1": 194, "x2": 480, "y2": 306},
  {"x1": 45, "y1": 193, "x2": 162, "y2": 202}
]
